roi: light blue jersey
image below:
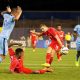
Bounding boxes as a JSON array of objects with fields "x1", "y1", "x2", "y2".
[
  {"x1": 0, "y1": 13, "x2": 15, "y2": 40},
  {"x1": 74, "y1": 24, "x2": 80, "y2": 50},
  {"x1": 0, "y1": 13, "x2": 15, "y2": 56},
  {"x1": 74, "y1": 24, "x2": 80, "y2": 36}
]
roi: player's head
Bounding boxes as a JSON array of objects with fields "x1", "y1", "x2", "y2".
[
  {"x1": 67, "y1": 32, "x2": 70, "y2": 35},
  {"x1": 57, "y1": 24, "x2": 62, "y2": 31},
  {"x1": 15, "y1": 48, "x2": 23, "y2": 59},
  {"x1": 31, "y1": 29, "x2": 35, "y2": 32},
  {"x1": 40, "y1": 24, "x2": 48, "y2": 32}
]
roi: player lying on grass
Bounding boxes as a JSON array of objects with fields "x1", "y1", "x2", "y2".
[
  {"x1": 8, "y1": 43, "x2": 48, "y2": 74},
  {"x1": 30, "y1": 24, "x2": 64, "y2": 71}
]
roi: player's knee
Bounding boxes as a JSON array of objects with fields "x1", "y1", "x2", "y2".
[{"x1": 47, "y1": 47, "x2": 52, "y2": 53}]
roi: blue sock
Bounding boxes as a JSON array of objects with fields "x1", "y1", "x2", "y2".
[{"x1": 0, "y1": 57, "x2": 3, "y2": 63}]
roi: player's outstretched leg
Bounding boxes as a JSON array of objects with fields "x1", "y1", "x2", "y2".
[
  {"x1": 32, "y1": 69, "x2": 46, "y2": 74},
  {"x1": 41, "y1": 53, "x2": 51, "y2": 67}
]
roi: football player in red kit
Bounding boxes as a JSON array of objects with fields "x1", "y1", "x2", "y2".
[
  {"x1": 57, "y1": 25, "x2": 65, "y2": 44},
  {"x1": 30, "y1": 24, "x2": 63, "y2": 71},
  {"x1": 30, "y1": 29, "x2": 38, "y2": 52},
  {"x1": 56, "y1": 25, "x2": 65, "y2": 61},
  {"x1": 8, "y1": 43, "x2": 46, "y2": 74}
]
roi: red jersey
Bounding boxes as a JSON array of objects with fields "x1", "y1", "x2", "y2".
[
  {"x1": 57, "y1": 30, "x2": 64, "y2": 42},
  {"x1": 41, "y1": 27, "x2": 62, "y2": 51},
  {"x1": 30, "y1": 32, "x2": 37, "y2": 41},
  {"x1": 42, "y1": 27, "x2": 60, "y2": 42},
  {"x1": 8, "y1": 48, "x2": 23, "y2": 73}
]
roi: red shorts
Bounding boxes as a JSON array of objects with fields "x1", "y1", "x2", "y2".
[
  {"x1": 31, "y1": 40, "x2": 37, "y2": 45},
  {"x1": 49, "y1": 41, "x2": 61, "y2": 51}
]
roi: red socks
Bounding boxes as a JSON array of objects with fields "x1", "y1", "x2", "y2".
[
  {"x1": 57, "y1": 53, "x2": 61, "y2": 59},
  {"x1": 46, "y1": 53, "x2": 53, "y2": 65},
  {"x1": 46, "y1": 53, "x2": 51, "y2": 64},
  {"x1": 39, "y1": 69, "x2": 46, "y2": 74},
  {"x1": 49, "y1": 57, "x2": 53, "y2": 65}
]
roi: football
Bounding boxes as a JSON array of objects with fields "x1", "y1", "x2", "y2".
[{"x1": 61, "y1": 47, "x2": 69, "y2": 54}]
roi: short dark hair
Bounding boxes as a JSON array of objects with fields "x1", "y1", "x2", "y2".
[
  {"x1": 57, "y1": 24, "x2": 62, "y2": 27},
  {"x1": 15, "y1": 48, "x2": 23, "y2": 58},
  {"x1": 40, "y1": 24, "x2": 47, "y2": 27}
]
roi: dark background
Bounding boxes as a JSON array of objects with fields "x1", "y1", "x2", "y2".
[
  {"x1": 0, "y1": 0, "x2": 79, "y2": 39},
  {"x1": 0, "y1": 0, "x2": 80, "y2": 11}
]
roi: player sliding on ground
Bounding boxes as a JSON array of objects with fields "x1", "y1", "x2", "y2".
[
  {"x1": 30, "y1": 24, "x2": 64, "y2": 71},
  {"x1": 0, "y1": 6, "x2": 22, "y2": 62},
  {"x1": 8, "y1": 43, "x2": 47, "y2": 74}
]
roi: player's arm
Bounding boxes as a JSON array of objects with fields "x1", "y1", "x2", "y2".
[
  {"x1": 1, "y1": 6, "x2": 11, "y2": 15},
  {"x1": 51, "y1": 28, "x2": 63, "y2": 48},
  {"x1": 1, "y1": 11, "x2": 7, "y2": 15},
  {"x1": 14, "y1": 6, "x2": 22, "y2": 20},
  {"x1": 30, "y1": 31, "x2": 43, "y2": 37},
  {"x1": 55, "y1": 35, "x2": 63, "y2": 48},
  {"x1": 10, "y1": 60, "x2": 18, "y2": 73},
  {"x1": 8, "y1": 43, "x2": 22, "y2": 48},
  {"x1": 8, "y1": 43, "x2": 22, "y2": 56}
]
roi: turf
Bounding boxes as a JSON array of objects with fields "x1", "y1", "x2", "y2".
[{"x1": 0, "y1": 48, "x2": 80, "y2": 80}]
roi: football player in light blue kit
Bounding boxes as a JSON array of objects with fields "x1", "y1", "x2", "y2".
[
  {"x1": 74, "y1": 24, "x2": 80, "y2": 66},
  {"x1": 0, "y1": 6, "x2": 22, "y2": 62}
]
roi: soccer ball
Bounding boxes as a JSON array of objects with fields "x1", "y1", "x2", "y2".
[{"x1": 61, "y1": 47, "x2": 69, "y2": 55}]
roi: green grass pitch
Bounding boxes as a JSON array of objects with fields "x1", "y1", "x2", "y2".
[{"x1": 0, "y1": 48, "x2": 80, "y2": 80}]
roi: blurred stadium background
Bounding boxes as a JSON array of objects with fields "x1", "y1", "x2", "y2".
[
  {"x1": 0, "y1": 11, "x2": 79, "y2": 48},
  {"x1": 0, "y1": 1, "x2": 79, "y2": 48}
]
